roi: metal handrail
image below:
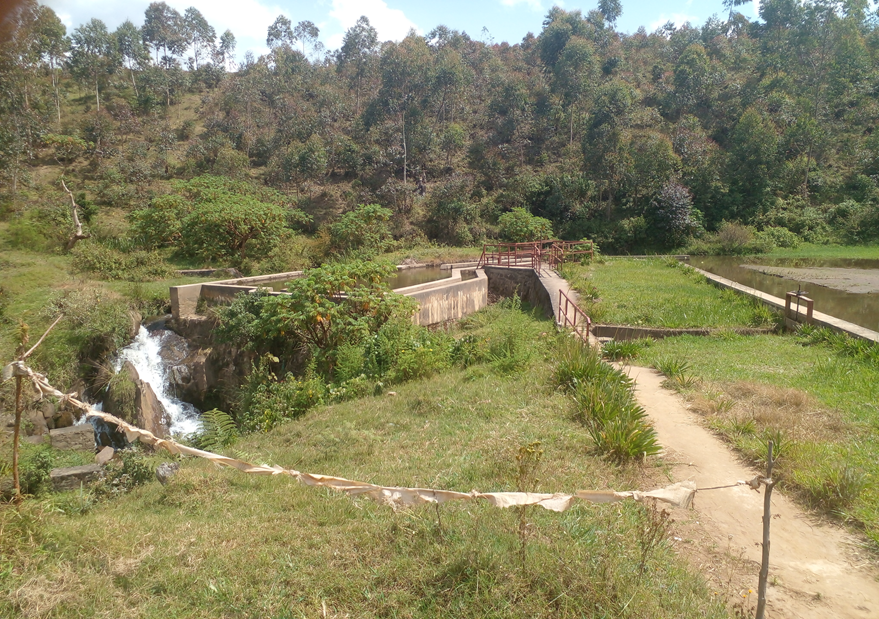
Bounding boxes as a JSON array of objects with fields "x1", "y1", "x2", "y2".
[
  {"x1": 478, "y1": 239, "x2": 593, "y2": 271},
  {"x1": 558, "y1": 288, "x2": 591, "y2": 342}
]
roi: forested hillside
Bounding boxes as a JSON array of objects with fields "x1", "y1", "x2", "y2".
[{"x1": 3, "y1": 0, "x2": 879, "y2": 259}]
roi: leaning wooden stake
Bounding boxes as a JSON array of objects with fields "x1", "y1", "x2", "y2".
[
  {"x1": 10, "y1": 315, "x2": 63, "y2": 505},
  {"x1": 755, "y1": 440, "x2": 776, "y2": 619}
]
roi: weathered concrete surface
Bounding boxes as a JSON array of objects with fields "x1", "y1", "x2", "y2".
[
  {"x1": 171, "y1": 271, "x2": 304, "y2": 320},
  {"x1": 401, "y1": 269, "x2": 488, "y2": 326},
  {"x1": 49, "y1": 425, "x2": 95, "y2": 451},
  {"x1": 51, "y1": 464, "x2": 102, "y2": 492},
  {"x1": 692, "y1": 266, "x2": 879, "y2": 344},
  {"x1": 483, "y1": 266, "x2": 554, "y2": 317}
]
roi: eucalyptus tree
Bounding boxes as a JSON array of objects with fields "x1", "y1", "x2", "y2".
[
  {"x1": 142, "y1": 1, "x2": 185, "y2": 66},
  {"x1": 115, "y1": 20, "x2": 147, "y2": 96},
  {"x1": 293, "y1": 20, "x2": 323, "y2": 58},
  {"x1": 68, "y1": 18, "x2": 118, "y2": 111},
  {"x1": 216, "y1": 29, "x2": 236, "y2": 71},
  {"x1": 337, "y1": 16, "x2": 379, "y2": 114},
  {"x1": 33, "y1": 5, "x2": 68, "y2": 126},
  {"x1": 183, "y1": 7, "x2": 216, "y2": 70}
]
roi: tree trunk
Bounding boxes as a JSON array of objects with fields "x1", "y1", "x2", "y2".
[{"x1": 402, "y1": 110, "x2": 407, "y2": 184}]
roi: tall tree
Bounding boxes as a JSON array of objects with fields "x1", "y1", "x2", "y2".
[
  {"x1": 293, "y1": 20, "x2": 323, "y2": 58},
  {"x1": 183, "y1": 7, "x2": 216, "y2": 70},
  {"x1": 266, "y1": 15, "x2": 294, "y2": 49},
  {"x1": 115, "y1": 20, "x2": 146, "y2": 96},
  {"x1": 142, "y1": 1, "x2": 185, "y2": 66},
  {"x1": 68, "y1": 18, "x2": 117, "y2": 111},
  {"x1": 216, "y1": 29, "x2": 236, "y2": 71},
  {"x1": 337, "y1": 16, "x2": 379, "y2": 115},
  {"x1": 33, "y1": 5, "x2": 68, "y2": 127}
]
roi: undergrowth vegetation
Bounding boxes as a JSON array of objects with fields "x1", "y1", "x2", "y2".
[{"x1": 0, "y1": 303, "x2": 725, "y2": 619}]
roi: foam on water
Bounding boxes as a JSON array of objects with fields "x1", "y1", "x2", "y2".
[{"x1": 115, "y1": 326, "x2": 201, "y2": 435}]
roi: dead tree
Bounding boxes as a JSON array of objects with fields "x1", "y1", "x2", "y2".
[{"x1": 60, "y1": 178, "x2": 89, "y2": 250}]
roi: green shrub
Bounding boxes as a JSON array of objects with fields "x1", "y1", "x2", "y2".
[
  {"x1": 238, "y1": 355, "x2": 326, "y2": 432},
  {"x1": 71, "y1": 241, "x2": 174, "y2": 281},
  {"x1": 554, "y1": 339, "x2": 659, "y2": 461},
  {"x1": 498, "y1": 207, "x2": 554, "y2": 242},
  {"x1": 327, "y1": 203, "x2": 394, "y2": 259},
  {"x1": 92, "y1": 448, "x2": 155, "y2": 499},
  {"x1": 757, "y1": 226, "x2": 801, "y2": 249}
]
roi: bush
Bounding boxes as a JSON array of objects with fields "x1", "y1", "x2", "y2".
[
  {"x1": 237, "y1": 355, "x2": 326, "y2": 432},
  {"x1": 181, "y1": 195, "x2": 287, "y2": 264},
  {"x1": 756, "y1": 226, "x2": 800, "y2": 249},
  {"x1": 71, "y1": 241, "x2": 174, "y2": 281},
  {"x1": 554, "y1": 339, "x2": 660, "y2": 461},
  {"x1": 327, "y1": 204, "x2": 394, "y2": 259},
  {"x1": 498, "y1": 208, "x2": 554, "y2": 242}
]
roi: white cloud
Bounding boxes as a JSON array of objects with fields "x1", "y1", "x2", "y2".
[
  {"x1": 753, "y1": 0, "x2": 761, "y2": 17},
  {"x1": 649, "y1": 12, "x2": 700, "y2": 31},
  {"x1": 329, "y1": 0, "x2": 419, "y2": 43},
  {"x1": 499, "y1": 0, "x2": 543, "y2": 11}
]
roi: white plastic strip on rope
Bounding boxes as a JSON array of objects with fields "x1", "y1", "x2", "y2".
[{"x1": 5, "y1": 361, "x2": 706, "y2": 511}]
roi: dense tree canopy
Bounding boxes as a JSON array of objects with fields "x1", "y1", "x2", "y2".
[{"x1": 4, "y1": 0, "x2": 879, "y2": 251}]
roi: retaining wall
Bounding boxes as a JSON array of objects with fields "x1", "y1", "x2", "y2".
[
  {"x1": 482, "y1": 266, "x2": 554, "y2": 318},
  {"x1": 691, "y1": 266, "x2": 879, "y2": 344}
]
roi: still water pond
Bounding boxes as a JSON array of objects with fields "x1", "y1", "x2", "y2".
[{"x1": 692, "y1": 256, "x2": 879, "y2": 332}]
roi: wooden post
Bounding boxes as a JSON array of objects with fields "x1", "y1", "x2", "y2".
[{"x1": 755, "y1": 440, "x2": 776, "y2": 619}]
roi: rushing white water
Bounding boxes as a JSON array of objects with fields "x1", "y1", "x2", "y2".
[{"x1": 115, "y1": 326, "x2": 201, "y2": 435}]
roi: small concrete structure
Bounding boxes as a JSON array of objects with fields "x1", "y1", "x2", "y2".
[
  {"x1": 49, "y1": 425, "x2": 95, "y2": 451},
  {"x1": 171, "y1": 266, "x2": 489, "y2": 327},
  {"x1": 50, "y1": 464, "x2": 102, "y2": 492},
  {"x1": 692, "y1": 266, "x2": 879, "y2": 344},
  {"x1": 396, "y1": 269, "x2": 487, "y2": 326}
]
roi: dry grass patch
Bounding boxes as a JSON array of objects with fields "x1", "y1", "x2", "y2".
[{"x1": 689, "y1": 381, "x2": 846, "y2": 443}]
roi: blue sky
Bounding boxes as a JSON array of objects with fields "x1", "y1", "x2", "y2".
[{"x1": 45, "y1": 0, "x2": 759, "y2": 62}]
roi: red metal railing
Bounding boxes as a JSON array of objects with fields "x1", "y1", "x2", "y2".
[
  {"x1": 477, "y1": 239, "x2": 593, "y2": 272},
  {"x1": 558, "y1": 288, "x2": 591, "y2": 342}
]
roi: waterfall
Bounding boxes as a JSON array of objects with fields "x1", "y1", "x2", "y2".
[{"x1": 115, "y1": 325, "x2": 201, "y2": 435}]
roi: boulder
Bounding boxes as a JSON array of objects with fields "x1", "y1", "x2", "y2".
[
  {"x1": 27, "y1": 408, "x2": 50, "y2": 435},
  {"x1": 136, "y1": 378, "x2": 170, "y2": 437},
  {"x1": 50, "y1": 464, "x2": 102, "y2": 492},
  {"x1": 104, "y1": 361, "x2": 171, "y2": 437},
  {"x1": 53, "y1": 409, "x2": 75, "y2": 429},
  {"x1": 49, "y1": 425, "x2": 95, "y2": 451},
  {"x1": 95, "y1": 446, "x2": 115, "y2": 465},
  {"x1": 155, "y1": 462, "x2": 180, "y2": 485}
]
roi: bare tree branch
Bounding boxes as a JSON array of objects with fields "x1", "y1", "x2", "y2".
[{"x1": 60, "y1": 177, "x2": 89, "y2": 250}]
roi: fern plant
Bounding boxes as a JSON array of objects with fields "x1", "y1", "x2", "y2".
[{"x1": 197, "y1": 409, "x2": 239, "y2": 452}]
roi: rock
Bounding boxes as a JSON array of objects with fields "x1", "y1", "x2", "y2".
[
  {"x1": 40, "y1": 401, "x2": 56, "y2": 420},
  {"x1": 104, "y1": 361, "x2": 171, "y2": 438},
  {"x1": 0, "y1": 476, "x2": 13, "y2": 499},
  {"x1": 155, "y1": 462, "x2": 180, "y2": 485},
  {"x1": 53, "y1": 409, "x2": 75, "y2": 429},
  {"x1": 136, "y1": 379, "x2": 170, "y2": 437},
  {"x1": 50, "y1": 464, "x2": 102, "y2": 492},
  {"x1": 27, "y1": 408, "x2": 49, "y2": 435},
  {"x1": 49, "y1": 425, "x2": 95, "y2": 451},
  {"x1": 95, "y1": 446, "x2": 115, "y2": 465},
  {"x1": 128, "y1": 310, "x2": 143, "y2": 340},
  {"x1": 25, "y1": 435, "x2": 46, "y2": 445}
]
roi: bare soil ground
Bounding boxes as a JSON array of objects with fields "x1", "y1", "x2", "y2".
[
  {"x1": 743, "y1": 265, "x2": 879, "y2": 294},
  {"x1": 624, "y1": 365, "x2": 879, "y2": 619}
]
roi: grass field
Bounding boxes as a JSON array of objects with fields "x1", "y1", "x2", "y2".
[
  {"x1": 571, "y1": 258, "x2": 879, "y2": 547},
  {"x1": 0, "y1": 305, "x2": 728, "y2": 618},
  {"x1": 561, "y1": 258, "x2": 776, "y2": 328}
]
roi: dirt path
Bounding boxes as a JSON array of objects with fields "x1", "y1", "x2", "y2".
[{"x1": 624, "y1": 365, "x2": 879, "y2": 619}]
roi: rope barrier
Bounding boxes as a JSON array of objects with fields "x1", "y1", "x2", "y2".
[{"x1": 2, "y1": 360, "x2": 758, "y2": 512}]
